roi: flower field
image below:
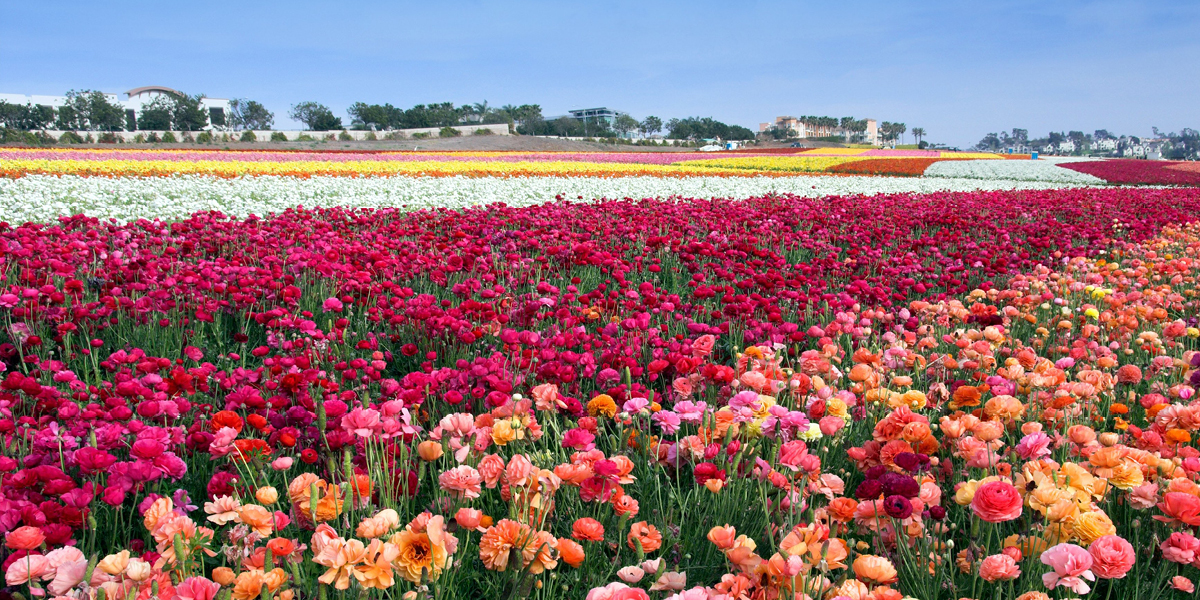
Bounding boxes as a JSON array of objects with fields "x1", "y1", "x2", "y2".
[{"x1": 4, "y1": 147, "x2": 1200, "y2": 600}]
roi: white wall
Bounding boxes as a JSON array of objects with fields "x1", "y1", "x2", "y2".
[{"x1": 38, "y1": 122, "x2": 511, "y2": 142}]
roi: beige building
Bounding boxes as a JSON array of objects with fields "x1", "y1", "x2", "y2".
[{"x1": 759, "y1": 115, "x2": 880, "y2": 145}]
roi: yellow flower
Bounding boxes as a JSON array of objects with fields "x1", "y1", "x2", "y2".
[{"x1": 1072, "y1": 510, "x2": 1116, "y2": 546}]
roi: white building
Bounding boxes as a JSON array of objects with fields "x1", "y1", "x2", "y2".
[
  {"x1": 1093, "y1": 138, "x2": 1117, "y2": 152},
  {"x1": 0, "y1": 86, "x2": 230, "y2": 130}
]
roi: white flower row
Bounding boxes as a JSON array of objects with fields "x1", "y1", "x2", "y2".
[
  {"x1": 0, "y1": 174, "x2": 1089, "y2": 223},
  {"x1": 923, "y1": 159, "x2": 1107, "y2": 184}
]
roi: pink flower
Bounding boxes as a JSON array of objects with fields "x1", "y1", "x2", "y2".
[
  {"x1": 652, "y1": 411, "x2": 681, "y2": 435},
  {"x1": 438, "y1": 465, "x2": 483, "y2": 499},
  {"x1": 1040, "y1": 543, "x2": 1095, "y2": 594},
  {"x1": 322, "y1": 297, "x2": 343, "y2": 313},
  {"x1": 1089, "y1": 535, "x2": 1135, "y2": 579},
  {"x1": 978, "y1": 554, "x2": 1021, "y2": 582},
  {"x1": 5, "y1": 554, "x2": 51, "y2": 586},
  {"x1": 777, "y1": 440, "x2": 809, "y2": 472},
  {"x1": 971, "y1": 481, "x2": 1023, "y2": 522},
  {"x1": 586, "y1": 582, "x2": 649, "y2": 600},
  {"x1": 177, "y1": 576, "x2": 221, "y2": 600},
  {"x1": 1161, "y1": 532, "x2": 1200, "y2": 564},
  {"x1": 1128, "y1": 482, "x2": 1159, "y2": 509},
  {"x1": 270, "y1": 457, "x2": 294, "y2": 470},
  {"x1": 341, "y1": 407, "x2": 383, "y2": 438},
  {"x1": 691, "y1": 334, "x2": 716, "y2": 358},
  {"x1": 1173, "y1": 576, "x2": 1195, "y2": 593},
  {"x1": 819, "y1": 416, "x2": 845, "y2": 436},
  {"x1": 477, "y1": 453, "x2": 505, "y2": 488},
  {"x1": 5, "y1": 526, "x2": 46, "y2": 550},
  {"x1": 1015, "y1": 431, "x2": 1052, "y2": 460}
]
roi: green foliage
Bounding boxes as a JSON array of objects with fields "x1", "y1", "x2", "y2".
[
  {"x1": 228, "y1": 99, "x2": 274, "y2": 130},
  {"x1": 161, "y1": 131, "x2": 178, "y2": 143},
  {"x1": 296, "y1": 134, "x2": 315, "y2": 141},
  {"x1": 133, "y1": 133, "x2": 147, "y2": 143},
  {"x1": 170, "y1": 93, "x2": 210, "y2": 132},
  {"x1": 289, "y1": 102, "x2": 342, "y2": 131},
  {"x1": 270, "y1": 132, "x2": 287, "y2": 142},
  {"x1": 364, "y1": 131, "x2": 378, "y2": 141},
  {"x1": 472, "y1": 128, "x2": 493, "y2": 136},
  {"x1": 0, "y1": 128, "x2": 56, "y2": 145},
  {"x1": 138, "y1": 96, "x2": 173, "y2": 131},
  {"x1": 438, "y1": 126, "x2": 462, "y2": 138},
  {"x1": 196, "y1": 131, "x2": 213, "y2": 143},
  {"x1": 666, "y1": 117, "x2": 754, "y2": 141},
  {"x1": 97, "y1": 132, "x2": 119, "y2": 144},
  {"x1": 0, "y1": 101, "x2": 56, "y2": 130},
  {"x1": 411, "y1": 132, "x2": 430, "y2": 139},
  {"x1": 60, "y1": 90, "x2": 126, "y2": 131},
  {"x1": 238, "y1": 130, "x2": 257, "y2": 142},
  {"x1": 58, "y1": 131, "x2": 84, "y2": 144},
  {"x1": 638, "y1": 116, "x2": 662, "y2": 138},
  {"x1": 338, "y1": 130, "x2": 353, "y2": 141}
]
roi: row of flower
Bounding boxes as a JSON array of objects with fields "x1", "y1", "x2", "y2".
[
  {"x1": 0, "y1": 149, "x2": 1005, "y2": 180},
  {"x1": 1059, "y1": 160, "x2": 1200, "y2": 186},
  {"x1": 1, "y1": 188, "x2": 1200, "y2": 600},
  {"x1": 0, "y1": 174, "x2": 1080, "y2": 224}
]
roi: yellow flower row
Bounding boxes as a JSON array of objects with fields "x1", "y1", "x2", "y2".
[
  {"x1": 674, "y1": 156, "x2": 872, "y2": 173},
  {"x1": 0, "y1": 158, "x2": 789, "y2": 178}
]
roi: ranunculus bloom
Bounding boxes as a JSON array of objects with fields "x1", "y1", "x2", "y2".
[
  {"x1": 558, "y1": 537, "x2": 585, "y2": 568},
  {"x1": 979, "y1": 554, "x2": 1021, "y2": 581},
  {"x1": 971, "y1": 481, "x2": 1023, "y2": 523},
  {"x1": 177, "y1": 576, "x2": 221, "y2": 600},
  {"x1": 1089, "y1": 535, "x2": 1135, "y2": 579},
  {"x1": 5, "y1": 526, "x2": 46, "y2": 550},
  {"x1": 1172, "y1": 576, "x2": 1195, "y2": 593},
  {"x1": 1040, "y1": 543, "x2": 1095, "y2": 594},
  {"x1": 852, "y1": 555, "x2": 898, "y2": 585},
  {"x1": 573, "y1": 518, "x2": 606, "y2": 542},
  {"x1": 1160, "y1": 532, "x2": 1200, "y2": 564}
]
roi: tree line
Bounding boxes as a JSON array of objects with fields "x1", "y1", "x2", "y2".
[
  {"x1": 2, "y1": 90, "x2": 760, "y2": 142},
  {"x1": 0, "y1": 90, "x2": 273, "y2": 132}
]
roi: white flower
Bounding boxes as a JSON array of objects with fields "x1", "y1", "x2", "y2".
[
  {"x1": 0, "y1": 173, "x2": 1089, "y2": 223},
  {"x1": 799, "y1": 423, "x2": 823, "y2": 441}
]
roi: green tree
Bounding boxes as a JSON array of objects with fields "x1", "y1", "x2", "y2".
[
  {"x1": 911, "y1": 127, "x2": 926, "y2": 146},
  {"x1": 138, "y1": 96, "x2": 173, "y2": 131},
  {"x1": 347, "y1": 102, "x2": 402, "y2": 130},
  {"x1": 290, "y1": 102, "x2": 342, "y2": 131},
  {"x1": 169, "y1": 93, "x2": 209, "y2": 131},
  {"x1": 228, "y1": 99, "x2": 274, "y2": 131},
  {"x1": 613, "y1": 113, "x2": 638, "y2": 138},
  {"x1": 638, "y1": 116, "x2": 662, "y2": 138}
]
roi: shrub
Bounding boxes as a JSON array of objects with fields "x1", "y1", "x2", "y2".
[
  {"x1": 241, "y1": 131, "x2": 259, "y2": 142},
  {"x1": 473, "y1": 128, "x2": 494, "y2": 136},
  {"x1": 180, "y1": 132, "x2": 195, "y2": 143},
  {"x1": 296, "y1": 134, "x2": 315, "y2": 142},
  {"x1": 338, "y1": 130, "x2": 353, "y2": 141},
  {"x1": 84, "y1": 133, "x2": 95, "y2": 143},
  {"x1": 365, "y1": 131, "x2": 378, "y2": 141},
  {"x1": 439, "y1": 126, "x2": 462, "y2": 138},
  {"x1": 133, "y1": 133, "x2": 147, "y2": 143},
  {"x1": 146, "y1": 132, "x2": 160, "y2": 143},
  {"x1": 161, "y1": 131, "x2": 177, "y2": 143},
  {"x1": 411, "y1": 132, "x2": 430, "y2": 139},
  {"x1": 270, "y1": 132, "x2": 288, "y2": 142},
  {"x1": 97, "y1": 132, "x2": 119, "y2": 144},
  {"x1": 59, "y1": 131, "x2": 84, "y2": 144},
  {"x1": 385, "y1": 131, "x2": 407, "y2": 140},
  {"x1": 196, "y1": 131, "x2": 213, "y2": 143}
]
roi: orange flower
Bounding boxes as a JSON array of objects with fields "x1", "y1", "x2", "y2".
[
  {"x1": 267, "y1": 537, "x2": 296, "y2": 558},
  {"x1": 950, "y1": 386, "x2": 982, "y2": 410},
  {"x1": 212, "y1": 566, "x2": 236, "y2": 586},
  {"x1": 558, "y1": 537, "x2": 585, "y2": 567},
  {"x1": 852, "y1": 555, "x2": 898, "y2": 585},
  {"x1": 627, "y1": 521, "x2": 663, "y2": 553},
  {"x1": 238, "y1": 504, "x2": 274, "y2": 536},
  {"x1": 707, "y1": 525, "x2": 737, "y2": 550},
  {"x1": 572, "y1": 518, "x2": 605, "y2": 542},
  {"x1": 1166, "y1": 429, "x2": 1192, "y2": 444},
  {"x1": 4, "y1": 526, "x2": 45, "y2": 551},
  {"x1": 479, "y1": 519, "x2": 532, "y2": 572},
  {"x1": 587, "y1": 395, "x2": 618, "y2": 418},
  {"x1": 352, "y1": 539, "x2": 400, "y2": 589},
  {"x1": 314, "y1": 538, "x2": 367, "y2": 590},
  {"x1": 522, "y1": 530, "x2": 558, "y2": 574},
  {"x1": 390, "y1": 515, "x2": 453, "y2": 583},
  {"x1": 230, "y1": 570, "x2": 264, "y2": 600},
  {"x1": 828, "y1": 498, "x2": 860, "y2": 523}
]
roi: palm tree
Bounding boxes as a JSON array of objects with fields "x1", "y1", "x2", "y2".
[
  {"x1": 472, "y1": 101, "x2": 491, "y2": 123},
  {"x1": 912, "y1": 127, "x2": 926, "y2": 146}
]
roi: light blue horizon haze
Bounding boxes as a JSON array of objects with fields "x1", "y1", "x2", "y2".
[{"x1": 1, "y1": 0, "x2": 1197, "y2": 147}]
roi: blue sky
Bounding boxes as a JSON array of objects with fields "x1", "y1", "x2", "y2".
[{"x1": 2, "y1": 0, "x2": 1197, "y2": 146}]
